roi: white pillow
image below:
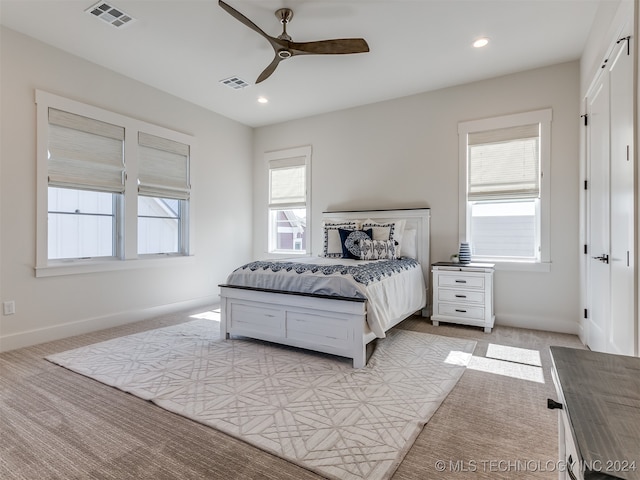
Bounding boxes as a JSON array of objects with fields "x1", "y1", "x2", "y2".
[
  {"x1": 400, "y1": 228, "x2": 417, "y2": 258},
  {"x1": 322, "y1": 220, "x2": 359, "y2": 257}
]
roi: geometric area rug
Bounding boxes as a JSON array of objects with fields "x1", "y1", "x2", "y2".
[{"x1": 46, "y1": 319, "x2": 476, "y2": 480}]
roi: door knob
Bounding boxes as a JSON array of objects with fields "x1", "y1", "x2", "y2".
[{"x1": 592, "y1": 254, "x2": 609, "y2": 264}]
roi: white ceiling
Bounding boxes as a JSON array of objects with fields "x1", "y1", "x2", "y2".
[{"x1": 0, "y1": 0, "x2": 601, "y2": 127}]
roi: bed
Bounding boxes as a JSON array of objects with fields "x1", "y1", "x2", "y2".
[{"x1": 219, "y1": 208, "x2": 431, "y2": 368}]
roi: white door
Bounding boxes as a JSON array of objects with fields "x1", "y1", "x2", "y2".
[
  {"x1": 608, "y1": 38, "x2": 634, "y2": 356},
  {"x1": 586, "y1": 77, "x2": 610, "y2": 354}
]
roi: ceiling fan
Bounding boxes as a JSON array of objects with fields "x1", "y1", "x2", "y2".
[{"x1": 218, "y1": 0, "x2": 370, "y2": 84}]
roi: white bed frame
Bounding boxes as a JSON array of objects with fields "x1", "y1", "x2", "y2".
[{"x1": 219, "y1": 208, "x2": 431, "y2": 368}]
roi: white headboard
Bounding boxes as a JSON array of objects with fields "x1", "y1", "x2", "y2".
[{"x1": 322, "y1": 208, "x2": 431, "y2": 298}]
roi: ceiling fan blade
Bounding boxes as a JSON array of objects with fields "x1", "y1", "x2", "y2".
[
  {"x1": 256, "y1": 54, "x2": 283, "y2": 84},
  {"x1": 289, "y1": 38, "x2": 370, "y2": 56},
  {"x1": 218, "y1": 0, "x2": 279, "y2": 48},
  {"x1": 219, "y1": 2, "x2": 370, "y2": 83}
]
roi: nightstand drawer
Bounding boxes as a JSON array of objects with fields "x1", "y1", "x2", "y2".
[
  {"x1": 438, "y1": 289, "x2": 484, "y2": 304},
  {"x1": 438, "y1": 275, "x2": 485, "y2": 289},
  {"x1": 437, "y1": 303, "x2": 485, "y2": 320}
]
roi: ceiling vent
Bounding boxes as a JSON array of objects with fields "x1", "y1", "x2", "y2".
[
  {"x1": 86, "y1": 2, "x2": 135, "y2": 28},
  {"x1": 220, "y1": 76, "x2": 251, "y2": 90}
]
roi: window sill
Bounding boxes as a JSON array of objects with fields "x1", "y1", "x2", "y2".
[
  {"x1": 266, "y1": 251, "x2": 309, "y2": 257},
  {"x1": 35, "y1": 255, "x2": 195, "y2": 278},
  {"x1": 490, "y1": 261, "x2": 551, "y2": 273}
]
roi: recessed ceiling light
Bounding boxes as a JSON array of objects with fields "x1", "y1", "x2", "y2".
[
  {"x1": 257, "y1": 97, "x2": 269, "y2": 104},
  {"x1": 473, "y1": 38, "x2": 489, "y2": 48}
]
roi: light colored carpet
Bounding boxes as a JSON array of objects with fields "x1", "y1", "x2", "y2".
[{"x1": 46, "y1": 318, "x2": 475, "y2": 480}]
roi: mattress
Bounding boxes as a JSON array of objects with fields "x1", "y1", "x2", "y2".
[{"x1": 225, "y1": 257, "x2": 426, "y2": 337}]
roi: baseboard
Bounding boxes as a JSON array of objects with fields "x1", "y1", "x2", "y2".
[
  {"x1": 577, "y1": 321, "x2": 586, "y2": 345},
  {"x1": 495, "y1": 313, "x2": 581, "y2": 336},
  {"x1": 0, "y1": 295, "x2": 219, "y2": 353}
]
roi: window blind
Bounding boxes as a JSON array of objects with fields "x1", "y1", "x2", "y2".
[
  {"x1": 269, "y1": 157, "x2": 306, "y2": 207},
  {"x1": 48, "y1": 108, "x2": 125, "y2": 193},
  {"x1": 468, "y1": 124, "x2": 540, "y2": 201},
  {"x1": 138, "y1": 132, "x2": 190, "y2": 200}
]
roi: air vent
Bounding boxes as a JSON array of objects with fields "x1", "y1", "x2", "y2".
[
  {"x1": 86, "y1": 2, "x2": 135, "y2": 28},
  {"x1": 220, "y1": 76, "x2": 250, "y2": 90}
]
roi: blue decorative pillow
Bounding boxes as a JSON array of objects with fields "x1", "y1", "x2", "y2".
[{"x1": 339, "y1": 228, "x2": 373, "y2": 259}]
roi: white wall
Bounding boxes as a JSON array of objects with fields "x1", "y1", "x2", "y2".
[
  {"x1": 253, "y1": 61, "x2": 581, "y2": 334},
  {"x1": 0, "y1": 27, "x2": 254, "y2": 351}
]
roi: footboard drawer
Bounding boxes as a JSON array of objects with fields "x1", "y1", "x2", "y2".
[
  {"x1": 286, "y1": 311, "x2": 351, "y2": 349},
  {"x1": 219, "y1": 285, "x2": 370, "y2": 367},
  {"x1": 228, "y1": 302, "x2": 284, "y2": 336}
]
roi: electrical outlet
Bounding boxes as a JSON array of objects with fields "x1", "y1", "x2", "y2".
[{"x1": 3, "y1": 301, "x2": 15, "y2": 316}]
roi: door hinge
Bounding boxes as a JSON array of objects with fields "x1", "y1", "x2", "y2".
[
  {"x1": 581, "y1": 114, "x2": 588, "y2": 126},
  {"x1": 584, "y1": 180, "x2": 588, "y2": 190},
  {"x1": 584, "y1": 308, "x2": 588, "y2": 319},
  {"x1": 627, "y1": 145, "x2": 630, "y2": 161},
  {"x1": 584, "y1": 244, "x2": 588, "y2": 255}
]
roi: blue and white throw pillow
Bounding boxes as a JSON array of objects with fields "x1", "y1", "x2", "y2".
[
  {"x1": 338, "y1": 228, "x2": 373, "y2": 259},
  {"x1": 362, "y1": 219, "x2": 406, "y2": 257},
  {"x1": 323, "y1": 221, "x2": 358, "y2": 257},
  {"x1": 361, "y1": 220, "x2": 396, "y2": 242},
  {"x1": 359, "y1": 238, "x2": 398, "y2": 260}
]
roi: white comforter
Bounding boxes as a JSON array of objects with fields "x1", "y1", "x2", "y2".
[{"x1": 225, "y1": 257, "x2": 426, "y2": 337}]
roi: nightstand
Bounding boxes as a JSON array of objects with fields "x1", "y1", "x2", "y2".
[{"x1": 431, "y1": 262, "x2": 495, "y2": 333}]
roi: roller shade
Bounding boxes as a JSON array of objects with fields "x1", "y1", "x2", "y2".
[
  {"x1": 138, "y1": 132, "x2": 190, "y2": 200},
  {"x1": 48, "y1": 108, "x2": 125, "y2": 193},
  {"x1": 468, "y1": 124, "x2": 540, "y2": 201},
  {"x1": 269, "y1": 157, "x2": 306, "y2": 207}
]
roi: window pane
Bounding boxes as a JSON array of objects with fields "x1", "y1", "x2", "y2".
[
  {"x1": 269, "y1": 208, "x2": 306, "y2": 252},
  {"x1": 138, "y1": 196, "x2": 181, "y2": 254},
  {"x1": 470, "y1": 200, "x2": 537, "y2": 258},
  {"x1": 48, "y1": 187, "x2": 115, "y2": 259}
]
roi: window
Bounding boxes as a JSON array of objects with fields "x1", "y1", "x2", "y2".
[
  {"x1": 48, "y1": 188, "x2": 117, "y2": 259},
  {"x1": 458, "y1": 109, "x2": 551, "y2": 266},
  {"x1": 138, "y1": 197, "x2": 183, "y2": 255},
  {"x1": 46, "y1": 108, "x2": 125, "y2": 259},
  {"x1": 36, "y1": 90, "x2": 194, "y2": 276},
  {"x1": 137, "y1": 132, "x2": 190, "y2": 255},
  {"x1": 266, "y1": 146, "x2": 311, "y2": 254}
]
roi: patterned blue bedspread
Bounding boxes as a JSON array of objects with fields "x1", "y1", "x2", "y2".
[{"x1": 234, "y1": 258, "x2": 420, "y2": 287}]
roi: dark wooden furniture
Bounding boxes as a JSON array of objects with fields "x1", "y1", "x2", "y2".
[{"x1": 549, "y1": 347, "x2": 640, "y2": 480}]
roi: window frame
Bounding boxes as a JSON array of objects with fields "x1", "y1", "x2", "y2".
[
  {"x1": 458, "y1": 108, "x2": 552, "y2": 271},
  {"x1": 265, "y1": 146, "x2": 312, "y2": 256},
  {"x1": 35, "y1": 90, "x2": 196, "y2": 277}
]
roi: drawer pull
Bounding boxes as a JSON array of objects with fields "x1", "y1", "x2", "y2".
[
  {"x1": 455, "y1": 309, "x2": 467, "y2": 313},
  {"x1": 455, "y1": 279, "x2": 467, "y2": 283},
  {"x1": 264, "y1": 314, "x2": 276, "y2": 318},
  {"x1": 455, "y1": 294, "x2": 467, "y2": 298},
  {"x1": 547, "y1": 399, "x2": 563, "y2": 410},
  {"x1": 567, "y1": 455, "x2": 577, "y2": 480}
]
